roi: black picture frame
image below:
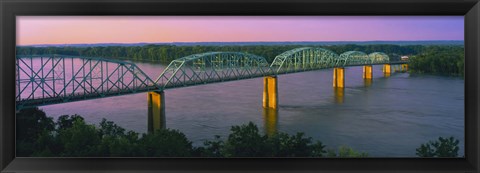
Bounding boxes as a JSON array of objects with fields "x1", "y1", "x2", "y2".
[{"x1": 1, "y1": 0, "x2": 479, "y2": 172}]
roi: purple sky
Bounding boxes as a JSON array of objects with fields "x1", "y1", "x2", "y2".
[{"x1": 17, "y1": 16, "x2": 464, "y2": 45}]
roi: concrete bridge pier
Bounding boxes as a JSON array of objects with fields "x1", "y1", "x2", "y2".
[
  {"x1": 402, "y1": 64, "x2": 408, "y2": 72},
  {"x1": 383, "y1": 64, "x2": 392, "y2": 77},
  {"x1": 263, "y1": 76, "x2": 278, "y2": 109},
  {"x1": 148, "y1": 91, "x2": 166, "y2": 133},
  {"x1": 363, "y1": 65, "x2": 373, "y2": 79},
  {"x1": 333, "y1": 67, "x2": 345, "y2": 88}
]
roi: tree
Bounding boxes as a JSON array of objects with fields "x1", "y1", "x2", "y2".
[
  {"x1": 222, "y1": 122, "x2": 271, "y2": 157},
  {"x1": 17, "y1": 111, "x2": 353, "y2": 158},
  {"x1": 408, "y1": 46, "x2": 464, "y2": 76},
  {"x1": 138, "y1": 129, "x2": 193, "y2": 157},
  {"x1": 326, "y1": 146, "x2": 369, "y2": 157},
  {"x1": 57, "y1": 118, "x2": 101, "y2": 156},
  {"x1": 195, "y1": 135, "x2": 224, "y2": 157},
  {"x1": 201, "y1": 122, "x2": 327, "y2": 157},
  {"x1": 16, "y1": 107, "x2": 55, "y2": 156},
  {"x1": 416, "y1": 136, "x2": 460, "y2": 157},
  {"x1": 267, "y1": 132, "x2": 326, "y2": 157},
  {"x1": 56, "y1": 114, "x2": 84, "y2": 130},
  {"x1": 97, "y1": 118, "x2": 140, "y2": 157}
]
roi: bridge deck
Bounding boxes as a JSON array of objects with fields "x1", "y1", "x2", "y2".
[
  {"x1": 16, "y1": 61, "x2": 407, "y2": 109},
  {"x1": 16, "y1": 49, "x2": 408, "y2": 109}
]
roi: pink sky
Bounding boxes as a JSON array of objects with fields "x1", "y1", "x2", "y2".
[{"x1": 16, "y1": 16, "x2": 464, "y2": 45}]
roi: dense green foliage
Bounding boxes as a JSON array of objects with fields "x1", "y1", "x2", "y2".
[
  {"x1": 16, "y1": 44, "x2": 426, "y2": 63},
  {"x1": 16, "y1": 108, "x2": 367, "y2": 157},
  {"x1": 16, "y1": 108, "x2": 193, "y2": 157},
  {"x1": 196, "y1": 122, "x2": 327, "y2": 157},
  {"x1": 16, "y1": 107, "x2": 55, "y2": 156},
  {"x1": 408, "y1": 46, "x2": 464, "y2": 76},
  {"x1": 326, "y1": 146, "x2": 369, "y2": 157},
  {"x1": 416, "y1": 137, "x2": 460, "y2": 157},
  {"x1": 17, "y1": 108, "x2": 461, "y2": 157}
]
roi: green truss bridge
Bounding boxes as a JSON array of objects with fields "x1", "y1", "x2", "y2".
[{"x1": 16, "y1": 47, "x2": 409, "y2": 117}]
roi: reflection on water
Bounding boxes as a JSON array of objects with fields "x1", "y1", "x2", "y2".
[
  {"x1": 364, "y1": 78, "x2": 373, "y2": 87},
  {"x1": 263, "y1": 108, "x2": 278, "y2": 136},
  {"x1": 333, "y1": 87, "x2": 344, "y2": 104},
  {"x1": 147, "y1": 91, "x2": 166, "y2": 133}
]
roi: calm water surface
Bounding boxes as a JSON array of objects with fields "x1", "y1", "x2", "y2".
[{"x1": 39, "y1": 60, "x2": 464, "y2": 157}]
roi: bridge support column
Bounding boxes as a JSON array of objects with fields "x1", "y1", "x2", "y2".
[
  {"x1": 148, "y1": 91, "x2": 166, "y2": 133},
  {"x1": 383, "y1": 64, "x2": 391, "y2": 76},
  {"x1": 263, "y1": 76, "x2": 278, "y2": 109},
  {"x1": 363, "y1": 65, "x2": 373, "y2": 79},
  {"x1": 402, "y1": 64, "x2": 408, "y2": 72},
  {"x1": 333, "y1": 67, "x2": 345, "y2": 88}
]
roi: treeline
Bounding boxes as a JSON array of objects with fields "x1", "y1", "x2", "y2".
[
  {"x1": 16, "y1": 108, "x2": 459, "y2": 157},
  {"x1": 416, "y1": 136, "x2": 460, "y2": 157},
  {"x1": 408, "y1": 46, "x2": 464, "y2": 76},
  {"x1": 16, "y1": 44, "x2": 465, "y2": 76},
  {"x1": 17, "y1": 107, "x2": 367, "y2": 157},
  {"x1": 17, "y1": 107, "x2": 460, "y2": 157},
  {"x1": 16, "y1": 44, "x2": 428, "y2": 63}
]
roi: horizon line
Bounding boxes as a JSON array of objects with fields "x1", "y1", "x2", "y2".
[{"x1": 18, "y1": 40, "x2": 465, "y2": 46}]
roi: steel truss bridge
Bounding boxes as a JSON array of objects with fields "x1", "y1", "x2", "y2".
[{"x1": 16, "y1": 47, "x2": 407, "y2": 110}]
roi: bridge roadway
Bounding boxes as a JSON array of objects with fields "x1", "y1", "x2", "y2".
[
  {"x1": 161, "y1": 61, "x2": 406, "y2": 89},
  {"x1": 16, "y1": 47, "x2": 409, "y2": 110}
]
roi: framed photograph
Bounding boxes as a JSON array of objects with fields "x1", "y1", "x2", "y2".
[{"x1": 1, "y1": 0, "x2": 479, "y2": 172}]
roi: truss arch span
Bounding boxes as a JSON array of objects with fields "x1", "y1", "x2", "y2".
[
  {"x1": 155, "y1": 52, "x2": 271, "y2": 88},
  {"x1": 16, "y1": 54, "x2": 157, "y2": 109},
  {"x1": 338, "y1": 51, "x2": 370, "y2": 66},
  {"x1": 270, "y1": 47, "x2": 340, "y2": 73},
  {"x1": 368, "y1": 52, "x2": 390, "y2": 64}
]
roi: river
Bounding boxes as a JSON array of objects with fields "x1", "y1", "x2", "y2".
[{"x1": 37, "y1": 59, "x2": 465, "y2": 157}]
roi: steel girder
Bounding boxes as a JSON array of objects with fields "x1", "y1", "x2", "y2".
[
  {"x1": 155, "y1": 52, "x2": 272, "y2": 89},
  {"x1": 270, "y1": 47, "x2": 340, "y2": 73},
  {"x1": 368, "y1": 52, "x2": 390, "y2": 63},
  {"x1": 271, "y1": 48, "x2": 394, "y2": 74},
  {"x1": 339, "y1": 51, "x2": 372, "y2": 66},
  {"x1": 16, "y1": 54, "x2": 158, "y2": 109}
]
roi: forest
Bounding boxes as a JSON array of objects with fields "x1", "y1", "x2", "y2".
[
  {"x1": 17, "y1": 107, "x2": 358, "y2": 157},
  {"x1": 16, "y1": 44, "x2": 464, "y2": 76},
  {"x1": 16, "y1": 44, "x2": 426, "y2": 62},
  {"x1": 17, "y1": 107, "x2": 459, "y2": 157},
  {"x1": 408, "y1": 46, "x2": 464, "y2": 76}
]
